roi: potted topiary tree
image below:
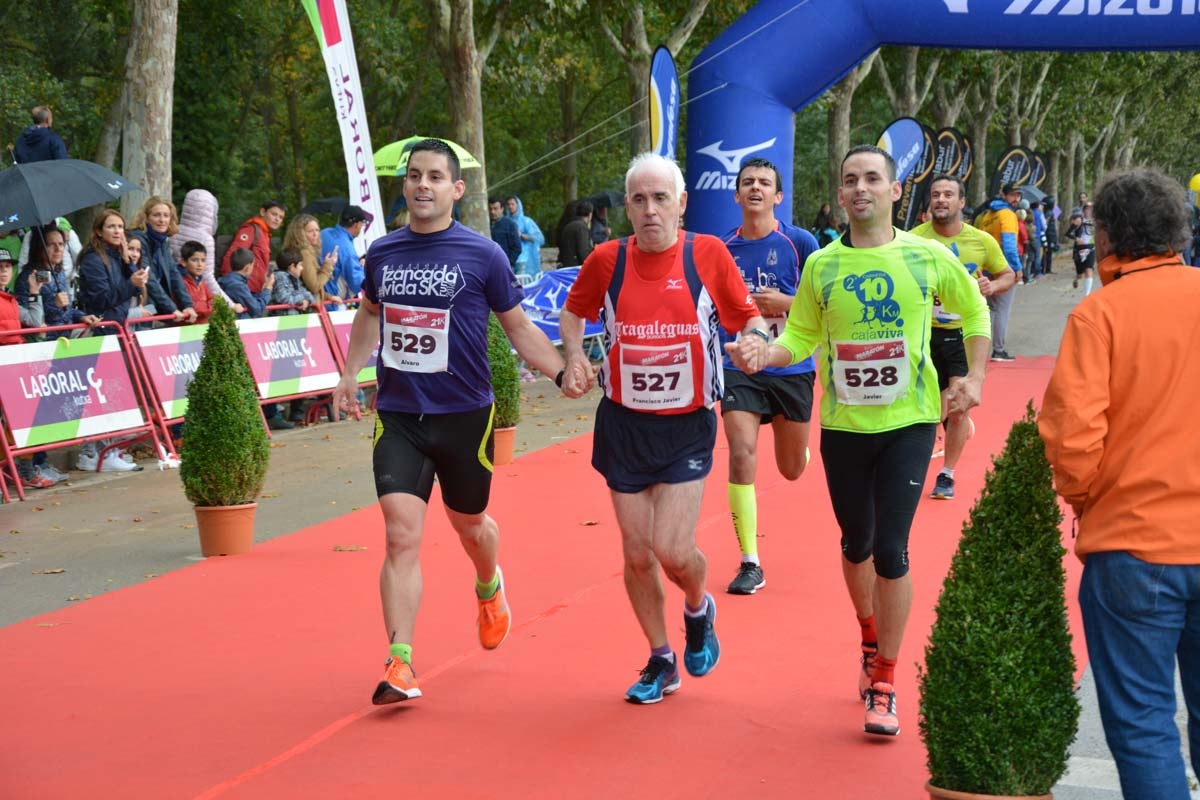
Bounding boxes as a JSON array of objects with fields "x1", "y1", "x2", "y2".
[
  {"x1": 179, "y1": 297, "x2": 270, "y2": 556},
  {"x1": 919, "y1": 404, "x2": 1079, "y2": 800},
  {"x1": 487, "y1": 312, "x2": 521, "y2": 465}
]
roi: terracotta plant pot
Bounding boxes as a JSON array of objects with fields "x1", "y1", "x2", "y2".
[
  {"x1": 492, "y1": 426, "x2": 516, "y2": 466},
  {"x1": 926, "y1": 781, "x2": 1052, "y2": 800},
  {"x1": 194, "y1": 502, "x2": 257, "y2": 556}
]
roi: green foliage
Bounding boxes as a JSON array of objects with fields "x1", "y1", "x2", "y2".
[
  {"x1": 487, "y1": 313, "x2": 521, "y2": 429},
  {"x1": 179, "y1": 298, "x2": 269, "y2": 507},
  {"x1": 919, "y1": 403, "x2": 1079, "y2": 795}
]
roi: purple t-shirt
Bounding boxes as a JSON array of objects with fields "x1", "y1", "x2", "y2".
[{"x1": 363, "y1": 222, "x2": 524, "y2": 414}]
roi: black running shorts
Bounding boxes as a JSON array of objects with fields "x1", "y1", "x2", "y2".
[
  {"x1": 929, "y1": 327, "x2": 968, "y2": 393},
  {"x1": 372, "y1": 406, "x2": 495, "y2": 514},
  {"x1": 1073, "y1": 245, "x2": 1096, "y2": 275},
  {"x1": 591, "y1": 396, "x2": 717, "y2": 493},
  {"x1": 720, "y1": 369, "x2": 815, "y2": 424},
  {"x1": 819, "y1": 423, "x2": 937, "y2": 580}
]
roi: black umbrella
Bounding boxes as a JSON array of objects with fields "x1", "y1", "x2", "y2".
[
  {"x1": 300, "y1": 197, "x2": 349, "y2": 216},
  {"x1": 585, "y1": 190, "x2": 624, "y2": 209},
  {"x1": 0, "y1": 159, "x2": 137, "y2": 233}
]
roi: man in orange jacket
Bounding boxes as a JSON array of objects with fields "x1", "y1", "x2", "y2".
[
  {"x1": 1039, "y1": 167, "x2": 1200, "y2": 800},
  {"x1": 220, "y1": 200, "x2": 286, "y2": 293}
]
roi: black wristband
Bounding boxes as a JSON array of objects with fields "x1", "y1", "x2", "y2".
[{"x1": 555, "y1": 368, "x2": 565, "y2": 388}]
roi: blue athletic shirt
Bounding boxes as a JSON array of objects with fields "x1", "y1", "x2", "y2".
[
  {"x1": 721, "y1": 220, "x2": 817, "y2": 376},
  {"x1": 362, "y1": 221, "x2": 524, "y2": 415}
]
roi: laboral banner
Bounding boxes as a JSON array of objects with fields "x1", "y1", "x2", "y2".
[
  {"x1": 134, "y1": 323, "x2": 209, "y2": 420},
  {"x1": 648, "y1": 45, "x2": 680, "y2": 160},
  {"x1": 237, "y1": 314, "x2": 341, "y2": 400},
  {"x1": 327, "y1": 308, "x2": 378, "y2": 385},
  {"x1": 302, "y1": 0, "x2": 385, "y2": 252},
  {"x1": 0, "y1": 335, "x2": 147, "y2": 448}
]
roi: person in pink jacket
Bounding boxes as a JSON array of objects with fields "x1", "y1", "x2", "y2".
[{"x1": 1039, "y1": 167, "x2": 1200, "y2": 800}]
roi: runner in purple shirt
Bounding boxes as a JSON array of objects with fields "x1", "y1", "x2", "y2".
[{"x1": 332, "y1": 139, "x2": 594, "y2": 706}]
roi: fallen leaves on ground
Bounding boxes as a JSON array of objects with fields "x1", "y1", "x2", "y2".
[
  {"x1": 580, "y1": 520, "x2": 599, "y2": 526},
  {"x1": 132, "y1": 517, "x2": 143, "y2": 523},
  {"x1": 333, "y1": 545, "x2": 367, "y2": 552}
]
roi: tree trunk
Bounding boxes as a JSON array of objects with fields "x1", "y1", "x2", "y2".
[
  {"x1": 599, "y1": 0, "x2": 710, "y2": 160},
  {"x1": 875, "y1": 46, "x2": 940, "y2": 119},
  {"x1": 825, "y1": 51, "x2": 880, "y2": 206},
  {"x1": 623, "y1": 47, "x2": 652, "y2": 156},
  {"x1": 121, "y1": 0, "x2": 177, "y2": 217},
  {"x1": 559, "y1": 74, "x2": 579, "y2": 203}
]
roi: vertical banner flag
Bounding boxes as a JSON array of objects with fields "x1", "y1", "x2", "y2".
[
  {"x1": 878, "y1": 117, "x2": 935, "y2": 230},
  {"x1": 956, "y1": 130, "x2": 974, "y2": 183},
  {"x1": 302, "y1": 0, "x2": 385, "y2": 253},
  {"x1": 1030, "y1": 151, "x2": 1048, "y2": 188},
  {"x1": 933, "y1": 128, "x2": 963, "y2": 178},
  {"x1": 989, "y1": 145, "x2": 1034, "y2": 197},
  {"x1": 648, "y1": 46, "x2": 680, "y2": 160}
]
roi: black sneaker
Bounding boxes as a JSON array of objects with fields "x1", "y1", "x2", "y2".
[
  {"x1": 990, "y1": 350, "x2": 1015, "y2": 362},
  {"x1": 267, "y1": 416, "x2": 295, "y2": 430},
  {"x1": 930, "y1": 473, "x2": 955, "y2": 500},
  {"x1": 726, "y1": 562, "x2": 765, "y2": 595}
]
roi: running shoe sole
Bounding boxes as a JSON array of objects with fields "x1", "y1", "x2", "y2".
[
  {"x1": 372, "y1": 681, "x2": 422, "y2": 705},
  {"x1": 864, "y1": 721, "x2": 900, "y2": 736},
  {"x1": 625, "y1": 677, "x2": 681, "y2": 705}
]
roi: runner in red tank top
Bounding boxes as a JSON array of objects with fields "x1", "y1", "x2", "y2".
[{"x1": 560, "y1": 153, "x2": 772, "y2": 704}]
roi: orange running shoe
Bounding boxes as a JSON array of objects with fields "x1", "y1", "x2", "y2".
[
  {"x1": 864, "y1": 681, "x2": 900, "y2": 736},
  {"x1": 477, "y1": 565, "x2": 511, "y2": 649},
  {"x1": 858, "y1": 645, "x2": 878, "y2": 700},
  {"x1": 371, "y1": 657, "x2": 422, "y2": 705}
]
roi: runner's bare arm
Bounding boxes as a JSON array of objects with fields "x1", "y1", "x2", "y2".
[
  {"x1": 333, "y1": 296, "x2": 381, "y2": 417},
  {"x1": 497, "y1": 305, "x2": 593, "y2": 398}
]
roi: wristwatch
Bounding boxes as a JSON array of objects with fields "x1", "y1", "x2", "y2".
[
  {"x1": 555, "y1": 368, "x2": 566, "y2": 388},
  {"x1": 748, "y1": 327, "x2": 770, "y2": 343}
]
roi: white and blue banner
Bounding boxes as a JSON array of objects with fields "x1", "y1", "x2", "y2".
[
  {"x1": 301, "y1": 0, "x2": 385, "y2": 254},
  {"x1": 648, "y1": 46, "x2": 680, "y2": 161}
]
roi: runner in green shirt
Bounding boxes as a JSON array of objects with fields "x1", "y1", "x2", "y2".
[{"x1": 726, "y1": 145, "x2": 990, "y2": 739}]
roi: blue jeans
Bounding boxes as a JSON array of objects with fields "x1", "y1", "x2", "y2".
[{"x1": 1079, "y1": 551, "x2": 1200, "y2": 800}]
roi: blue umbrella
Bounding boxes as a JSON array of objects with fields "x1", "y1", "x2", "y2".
[{"x1": 0, "y1": 159, "x2": 137, "y2": 233}]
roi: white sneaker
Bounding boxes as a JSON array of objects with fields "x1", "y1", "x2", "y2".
[
  {"x1": 100, "y1": 450, "x2": 142, "y2": 472},
  {"x1": 76, "y1": 450, "x2": 99, "y2": 471}
]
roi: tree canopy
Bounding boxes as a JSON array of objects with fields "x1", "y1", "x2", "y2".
[{"x1": 3, "y1": 0, "x2": 1197, "y2": 240}]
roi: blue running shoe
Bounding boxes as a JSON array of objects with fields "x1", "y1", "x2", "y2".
[
  {"x1": 683, "y1": 593, "x2": 720, "y2": 677},
  {"x1": 625, "y1": 655, "x2": 680, "y2": 704}
]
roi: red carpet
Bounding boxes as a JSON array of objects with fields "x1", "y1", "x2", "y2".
[{"x1": 1, "y1": 357, "x2": 1084, "y2": 800}]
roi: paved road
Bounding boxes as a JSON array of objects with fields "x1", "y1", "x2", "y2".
[{"x1": 3, "y1": 257, "x2": 1195, "y2": 795}]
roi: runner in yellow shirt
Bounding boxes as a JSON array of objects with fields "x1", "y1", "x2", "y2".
[{"x1": 911, "y1": 174, "x2": 1015, "y2": 500}]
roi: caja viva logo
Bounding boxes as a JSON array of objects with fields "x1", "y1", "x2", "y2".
[
  {"x1": 693, "y1": 138, "x2": 777, "y2": 191},
  {"x1": 944, "y1": 0, "x2": 1198, "y2": 13}
]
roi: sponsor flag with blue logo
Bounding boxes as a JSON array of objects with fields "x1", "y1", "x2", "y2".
[{"x1": 648, "y1": 46, "x2": 680, "y2": 160}]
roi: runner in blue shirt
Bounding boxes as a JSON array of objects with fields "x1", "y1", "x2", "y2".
[
  {"x1": 719, "y1": 157, "x2": 818, "y2": 595},
  {"x1": 332, "y1": 139, "x2": 594, "y2": 706}
]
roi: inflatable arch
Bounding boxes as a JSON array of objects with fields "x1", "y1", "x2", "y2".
[{"x1": 685, "y1": 0, "x2": 1200, "y2": 234}]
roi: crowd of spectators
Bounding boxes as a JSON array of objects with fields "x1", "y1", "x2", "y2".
[{"x1": 2, "y1": 105, "x2": 378, "y2": 490}]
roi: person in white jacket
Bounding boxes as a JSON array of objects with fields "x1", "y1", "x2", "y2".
[{"x1": 169, "y1": 188, "x2": 236, "y2": 307}]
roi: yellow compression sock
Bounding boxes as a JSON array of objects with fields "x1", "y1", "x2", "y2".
[{"x1": 727, "y1": 482, "x2": 758, "y2": 558}]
